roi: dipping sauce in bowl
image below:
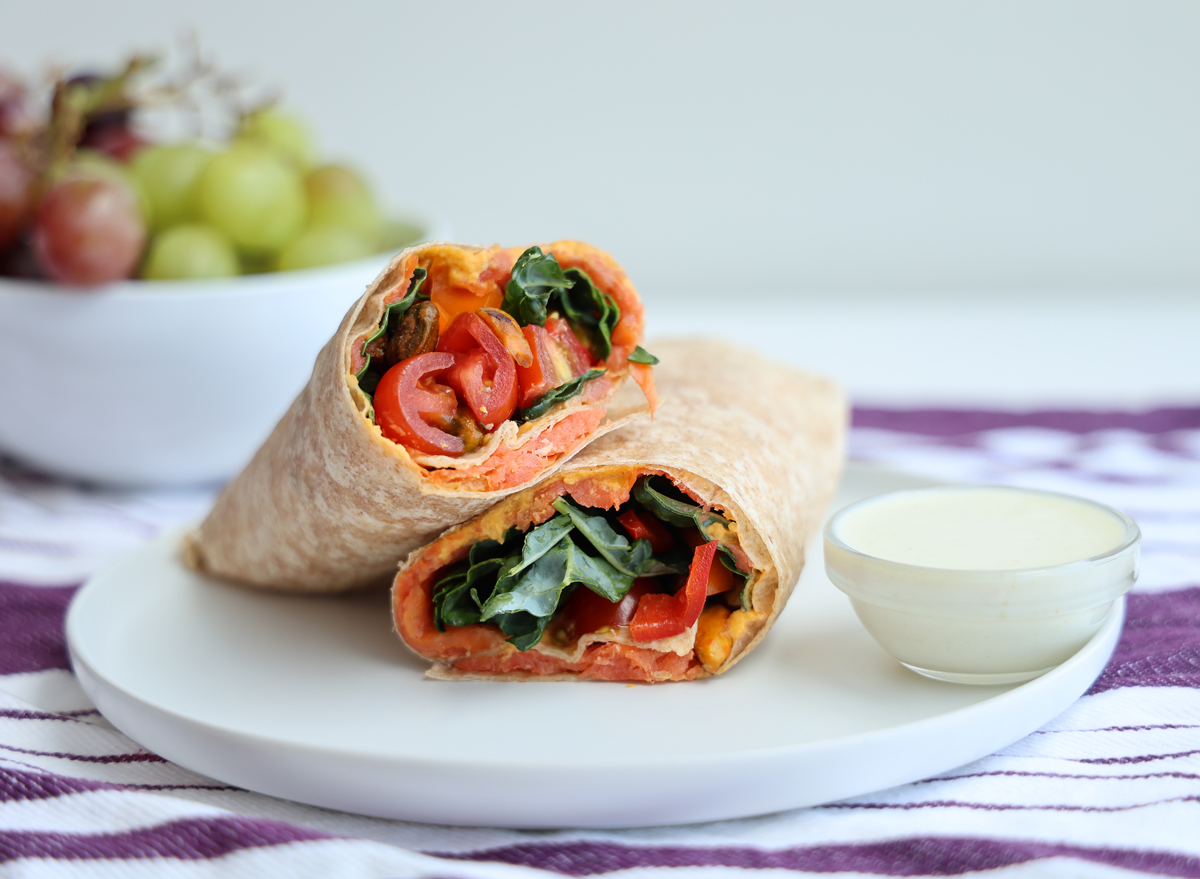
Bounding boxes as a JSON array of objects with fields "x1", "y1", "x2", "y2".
[{"x1": 824, "y1": 486, "x2": 1140, "y2": 685}]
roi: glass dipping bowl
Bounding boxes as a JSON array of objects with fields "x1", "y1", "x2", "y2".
[{"x1": 824, "y1": 486, "x2": 1140, "y2": 685}]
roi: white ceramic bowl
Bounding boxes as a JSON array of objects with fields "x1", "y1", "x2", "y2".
[
  {"x1": 0, "y1": 215, "x2": 448, "y2": 487},
  {"x1": 824, "y1": 486, "x2": 1140, "y2": 685}
]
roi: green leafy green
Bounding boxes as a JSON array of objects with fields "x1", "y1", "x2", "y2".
[
  {"x1": 478, "y1": 533, "x2": 637, "y2": 651},
  {"x1": 482, "y1": 537, "x2": 631, "y2": 620},
  {"x1": 633, "y1": 476, "x2": 752, "y2": 608},
  {"x1": 501, "y1": 248, "x2": 622, "y2": 360},
  {"x1": 637, "y1": 545, "x2": 692, "y2": 577},
  {"x1": 432, "y1": 557, "x2": 503, "y2": 630},
  {"x1": 558, "y1": 268, "x2": 620, "y2": 359},
  {"x1": 515, "y1": 368, "x2": 605, "y2": 423},
  {"x1": 628, "y1": 346, "x2": 659, "y2": 365},
  {"x1": 429, "y1": 476, "x2": 756, "y2": 650},
  {"x1": 502, "y1": 514, "x2": 574, "y2": 580},
  {"x1": 551, "y1": 497, "x2": 653, "y2": 577},
  {"x1": 633, "y1": 476, "x2": 731, "y2": 535},
  {"x1": 355, "y1": 267, "x2": 429, "y2": 397},
  {"x1": 632, "y1": 477, "x2": 709, "y2": 528},
  {"x1": 490, "y1": 609, "x2": 546, "y2": 651},
  {"x1": 502, "y1": 247, "x2": 572, "y2": 326},
  {"x1": 718, "y1": 548, "x2": 752, "y2": 611},
  {"x1": 430, "y1": 529, "x2": 521, "y2": 631}
]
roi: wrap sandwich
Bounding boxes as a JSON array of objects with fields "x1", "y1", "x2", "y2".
[
  {"x1": 184, "y1": 241, "x2": 654, "y2": 592},
  {"x1": 393, "y1": 339, "x2": 847, "y2": 681}
]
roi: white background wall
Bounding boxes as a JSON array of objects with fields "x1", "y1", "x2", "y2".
[
  {"x1": 10, "y1": 0, "x2": 1199, "y2": 297},
  {"x1": 8, "y1": 1, "x2": 1199, "y2": 405}
]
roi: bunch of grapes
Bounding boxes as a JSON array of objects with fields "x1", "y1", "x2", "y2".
[{"x1": 0, "y1": 57, "x2": 388, "y2": 287}]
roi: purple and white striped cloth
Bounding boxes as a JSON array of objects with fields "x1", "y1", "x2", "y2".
[{"x1": 1, "y1": 406, "x2": 1198, "y2": 878}]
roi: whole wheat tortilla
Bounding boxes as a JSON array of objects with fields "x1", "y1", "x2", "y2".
[
  {"x1": 183, "y1": 241, "x2": 647, "y2": 593},
  {"x1": 392, "y1": 338, "x2": 847, "y2": 680}
]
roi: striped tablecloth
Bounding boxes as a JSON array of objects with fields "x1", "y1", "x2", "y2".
[{"x1": 1, "y1": 406, "x2": 1197, "y2": 878}]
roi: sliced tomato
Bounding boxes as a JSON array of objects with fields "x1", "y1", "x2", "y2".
[
  {"x1": 516, "y1": 319, "x2": 597, "y2": 409},
  {"x1": 517, "y1": 325, "x2": 558, "y2": 408},
  {"x1": 546, "y1": 316, "x2": 595, "y2": 375},
  {"x1": 617, "y1": 510, "x2": 674, "y2": 553},
  {"x1": 436, "y1": 312, "x2": 518, "y2": 429},
  {"x1": 560, "y1": 578, "x2": 656, "y2": 641},
  {"x1": 374, "y1": 352, "x2": 463, "y2": 456},
  {"x1": 478, "y1": 308, "x2": 533, "y2": 367},
  {"x1": 629, "y1": 541, "x2": 718, "y2": 642}
]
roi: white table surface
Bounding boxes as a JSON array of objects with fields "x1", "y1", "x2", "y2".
[{"x1": 650, "y1": 289, "x2": 1199, "y2": 408}]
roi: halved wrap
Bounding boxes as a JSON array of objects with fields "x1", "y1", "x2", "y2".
[
  {"x1": 393, "y1": 339, "x2": 847, "y2": 681},
  {"x1": 184, "y1": 240, "x2": 652, "y2": 593}
]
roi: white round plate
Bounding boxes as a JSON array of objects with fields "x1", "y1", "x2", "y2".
[{"x1": 66, "y1": 465, "x2": 1123, "y2": 828}]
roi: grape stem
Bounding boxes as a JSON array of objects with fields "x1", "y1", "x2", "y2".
[{"x1": 36, "y1": 56, "x2": 156, "y2": 199}]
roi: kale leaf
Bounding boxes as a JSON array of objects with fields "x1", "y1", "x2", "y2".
[
  {"x1": 431, "y1": 557, "x2": 504, "y2": 630},
  {"x1": 481, "y1": 536, "x2": 631, "y2": 620},
  {"x1": 633, "y1": 476, "x2": 751, "y2": 605},
  {"x1": 430, "y1": 477, "x2": 755, "y2": 651},
  {"x1": 355, "y1": 267, "x2": 429, "y2": 397},
  {"x1": 632, "y1": 476, "x2": 709, "y2": 528},
  {"x1": 501, "y1": 247, "x2": 622, "y2": 359},
  {"x1": 633, "y1": 476, "x2": 731, "y2": 534},
  {"x1": 558, "y1": 268, "x2": 620, "y2": 359},
  {"x1": 551, "y1": 497, "x2": 653, "y2": 578},
  {"x1": 514, "y1": 368, "x2": 605, "y2": 423},
  {"x1": 501, "y1": 514, "x2": 575, "y2": 580},
  {"x1": 628, "y1": 346, "x2": 659, "y2": 365},
  {"x1": 430, "y1": 528, "x2": 521, "y2": 631},
  {"x1": 501, "y1": 247, "x2": 572, "y2": 326},
  {"x1": 490, "y1": 609, "x2": 547, "y2": 652}
]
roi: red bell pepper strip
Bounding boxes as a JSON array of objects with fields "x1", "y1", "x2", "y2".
[
  {"x1": 561, "y1": 578, "x2": 656, "y2": 640},
  {"x1": 617, "y1": 509, "x2": 674, "y2": 553},
  {"x1": 629, "y1": 541, "x2": 719, "y2": 642}
]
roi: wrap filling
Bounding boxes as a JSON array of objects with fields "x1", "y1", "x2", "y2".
[
  {"x1": 401, "y1": 474, "x2": 764, "y2": 679},
  {"x1": 351, "y1": 244, "x2": 656, "y2": 461}
]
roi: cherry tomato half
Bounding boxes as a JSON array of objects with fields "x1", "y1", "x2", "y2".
[
  {"x1": 437, "y1": 312, "x2": 518, "y2": 429},
  {"x1": 546, "y1": 316, "x2": 595, "y2": 375},
  {"x1": 374, "y1": 352, "x2": 463, "y2": 456},
  {"x1": 560, "y1": 578, "x2": 656, "y2": 641},
  {"x1": 517, "y1": 325, "x2": 558, "y2": 408},
  {"x1": 516, "y1": 320, "x2": 597, "y2": 409}
]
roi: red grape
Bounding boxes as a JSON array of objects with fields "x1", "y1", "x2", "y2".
[
  {"x1": 32, "y1": 174, "x2": 146, "y2": 286},
  {"x1": 0, "y1": 140, "x2": 33, "y2": 250},
  {"x1": 81, "y1": 121, "x2": 148, "y2": 162}
]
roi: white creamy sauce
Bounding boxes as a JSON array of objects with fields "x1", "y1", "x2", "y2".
[{"x1": 835, "y1": 488, "x2": 1128, "y2": 570}]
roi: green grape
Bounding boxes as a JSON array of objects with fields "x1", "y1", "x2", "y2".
[
  {"x1": 196, "y1": 145, "x2": 307, "y2": 255},
  {"x1": 130, "y1": 144, "x2": 214, "y2": 231},
  {"x1": 141, "y1": 224, "x2": 239, "y2": 280},
  {"x1": 235, "y1": 108, "x2": 314, "y2": 170},
  {"x1": 275, "y1": 225, "x2": 372, "y2": 272},
  {"x1": 304, "y1": 164, "x2": 382, "y2": 245}
]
